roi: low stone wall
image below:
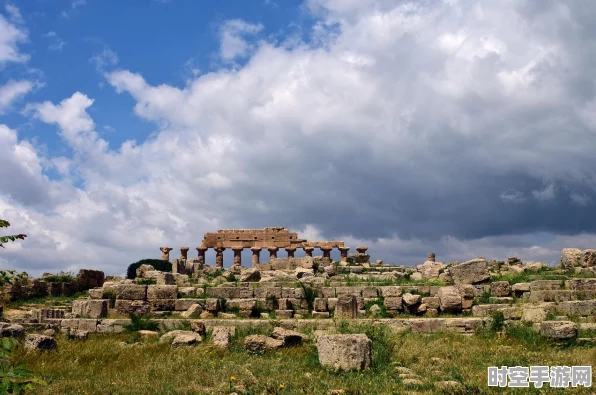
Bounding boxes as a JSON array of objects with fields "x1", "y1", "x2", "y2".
[
  {"x1": 43, "y1": 317, "x2": 490, "y2": 334},
  {"x1": 1, "y1": 269, "x2": 105, "y2": 302}
]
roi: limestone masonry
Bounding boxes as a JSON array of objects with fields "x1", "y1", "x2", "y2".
[{"x1": 2, "y1": 227, "x2": 596, "y2": 348}]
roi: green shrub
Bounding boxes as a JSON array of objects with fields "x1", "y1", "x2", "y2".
[
  {"x1": 299, "y1": 282, "x2": 317, "y2": 310},
  {"x1": 42, "y1": 271, "x2": 75, "y2": 283},
  {"x1": 0, "y1": 338, "x2": 47, "y2": 393},
  {"x1": 135, "y1": 278, "x2": 156, "y2": 285},
  {"x1": 126, "y1": 259, "x2": 172, "y2": 279},
  {"x1": 123, "y1": 314, "x2": 159, "y2": 332},
  {"x1": 0, "y1": 270, "x2": 29, "y2": 286},
  {"x1": 490, "y1": 311, "x2": 505, "y2": 332}
]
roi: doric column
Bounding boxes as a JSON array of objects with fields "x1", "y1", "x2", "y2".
[
  {"x1": 303, "y1": 247, "x2": 314, "y2": 257},
  {"x1": 232, "y1": 247, "x2": 243, "y2": 267},
  {"x1": 356, "y1": 246, "x2": 368, "y2": 254},
  {"x1": 285, "y1": 247, "x2": 296, "y2": 258},
  {"x1": 215, "y1": 247, "x2": 225, "y2": 268},
  {"x1": 196, "y1": 247, "x2": 208, "y2": 265},
  {"x1": 251, "y1": 247, "x2": 262, "y2": 267},
  {"x1": 160, "y1": 247, "x2": 173, "y2": 261},
  {"x1": 180, "y1": 247, "x2": 189, "y2": 260},
  {"x1": 321, "y1": 247, "x2": 332, "y2": 264},
  {"x1": 338, "y1": 247, "x2": 350, "y2": 262},
  {"x1": 268, "y1": 247, "x2": 279, "y2": 260},
  {"x1": 428, "y1": 253, "x2": 435, "y2": 262}
]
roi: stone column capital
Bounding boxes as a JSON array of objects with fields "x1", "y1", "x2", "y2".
[
  {"x1": 251, "y1": 247, "x2": 262, "y2": 253},
  {"x1": 196, "y1": 247, "x2": 208, "y2": 253},
  {"x1": 356, "y1": 246, "x2": 368, "y2": 254}
]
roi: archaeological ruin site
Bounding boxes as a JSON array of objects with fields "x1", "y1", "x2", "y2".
[{"x1": 1, "y1": 227, "x2": 595, "y2": 393}]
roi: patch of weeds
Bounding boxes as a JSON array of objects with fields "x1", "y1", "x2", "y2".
[
  {"x1": 172, "y1": 320, "x2": 192, "y2": 331},
  {"x1": 545, "y1": 311, "x2": 557, "y2": 321},
  {"x1": 300, "y1": 282, "x2": 318, "y2": 310},
  {"x1": 123, "y1": 314, "x2": 159, "y2": 332},
  {"x1": 135, "y1": 278, "x2": 156, "y2": 285},
  {"x1": 505, "y1": 323, "x2": 550, "y2": 349},
  {"x1": 101, "y1": 289, "x2": 117, "y2": 308},
  {"x1": 478, "y1": 291, "x2": 491, "y2": 304}
]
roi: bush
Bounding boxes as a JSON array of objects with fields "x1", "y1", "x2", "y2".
[
  {"x1": 43, "y1": 271, "x2": 75, "y2": 283},
  {"x1": 126, "y1": 259, "x2": 172, "y2": 279},
  {"x1": 0, "y1": 270, "x2": 29, "y2": 286},
  {"x1": 0, "y1": 338, "x2": 47, "y2": 393}
]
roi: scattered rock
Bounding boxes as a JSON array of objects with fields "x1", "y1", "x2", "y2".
[
  {"x1": 212, "y1": 327, "x2": 233, "y2": 348},
  {"x1": 191, "y1": 321, "x2": 206, "y2": 335},
  {"x1": 160, "y1": 330, "x2": 202, "y2": 347},
  {"x1": 244, "y1": 334, "x2": 283, "y2": 353},
  {"x1": 0, "y1": 324, "x2": 25, "y2": 339},
  {"x1": 138, "y1": 330, "x2": 159, "y2": 338},
  {"x1": 403, "y1": 293, "x2": 421, "y2": 306},
  {"x1": 239, "y1": 269, "x2": 261, "y2": 282},
  {"x1": 43, "y1": 329, "x2": 56, "y2": 337},
  {"x1": 180, "y1": 304, "x2": 203, "y2": 318},
  {"x1": 271, "y1": 327, "x2": 306, "y2": 346},
  {"x1": 24, "y1": 334, "x2": 57, "y2": 352}
]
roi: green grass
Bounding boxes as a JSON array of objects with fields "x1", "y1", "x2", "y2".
[
  {"x1": 3, "y1": 292, "x2": 88, "y2": 309},
  {"x1": 14, "y1": 326, "x2": 596, "y2": 395}
]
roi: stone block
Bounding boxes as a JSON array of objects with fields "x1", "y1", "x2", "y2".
[
  {"x1": 437, "y1": 286, "x2": 462, "y2": 313},
  {"x1": 114, "y1": 284, "x2": 147, "y2": 300},
  {"x1": 362, "y1": 287, "x2": 379, "y2": 298},
  {"x1": 421, "y1": 297, "x2": 440, "y2": 310},
  {"x1": 335, "y1": 295, "x2": 358, "y2": 319},
  {"x1": 148, "y1": 299, "x2": 176, "y2": 311},
  {"x1": 314, "y1": 298, "x2": 328, "y2": 312},
  {"x1": 327, "y1": 298, "x2": 338, "y2": 310},
  {"x1": 383, "y1": 297, "x2": 403, "y2": 311},
  {"x1": 540, "y1": 321, "x2": 577, "y2": 340},
  {"x1": 449, "y1": 259, "x2": 490, "y2": 284},
  {"x1": 174, "y1": 299, "x2": 204, "y2": 311},
  {"x1": 317, "y1": 334, "x2": 372, "y2": 371},
  {"x1": 380, "y1": 286, "x2": 402, "y2": 297},
  {"x1": 275, "y1": 310, "x2": 293, "y2": 318},
  {"x1": 205, "y1": 298, "x2": 221, "y2": 312},
  {"x1": 147, "y1": 285, "x2": 177, "y2": 300},
  {"x1": 490, "y1": 281, "x2": 511, "y2": 297},
  {"x1": 71, "y1": 300, "x2": 108, "y2": 318},
  {"x1": 529, "y1": 280, "x2": 562, "y2": 291}
]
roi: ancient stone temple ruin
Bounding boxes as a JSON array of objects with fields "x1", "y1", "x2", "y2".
[{"x1": 160, "y1": 227, "x2": 366, "y2": 273}]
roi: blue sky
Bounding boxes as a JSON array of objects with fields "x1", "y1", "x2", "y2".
[
  {"x1": 1, "y1": 0, "x2": 596, "y2": 276},
  {"x1": 3, "y1": 0, "x2": 312, "y2": 160}
]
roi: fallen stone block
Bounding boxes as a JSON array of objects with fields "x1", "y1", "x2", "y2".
[
  {"x1": 271, "y1": 327, "x2": 306, "y2": 346},
  {"x1": 24, "y1": 334, "x2": 57, "y2": 352},
  {"x1": 540, "y1": 321, "x2": 577, "y2": 340},
  {"x1": 212, "y1": 326, "x2": 233, "y2": 348},
  {"x1": 160, "y1": 330, "x2": 202, "y2": 347},
  {"x1": 317, "y1": 334, "x2": 372, "y2": 371},
  {"x1": 437, "y1": 286, "x2": 462, "y2": 313},
  {"x1": 449, "y1": 259, "x2": 490, "y2": 285},
  {"x1": 244, "y1": 334, "x2": 283, "y2": 353},
  {"x1": 0, "y1": 324, "x2": 25, "y2": 339}
]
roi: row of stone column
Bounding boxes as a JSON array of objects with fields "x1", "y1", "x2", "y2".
[{"x1": 160, "y1": 246, "x2": 368, "y2": 268}]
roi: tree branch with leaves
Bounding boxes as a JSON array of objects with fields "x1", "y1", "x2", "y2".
[{"x1": 0, "y1": 220, "x2": 27, "y2": 248}]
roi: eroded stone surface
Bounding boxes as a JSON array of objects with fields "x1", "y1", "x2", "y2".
[{"x1": 317, "y1": 334, "x2": 372, "y2": 371}]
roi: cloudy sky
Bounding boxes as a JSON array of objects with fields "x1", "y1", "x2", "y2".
[{"x1": 1, "y1": 0, "x2": 595, "y2": 276}]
